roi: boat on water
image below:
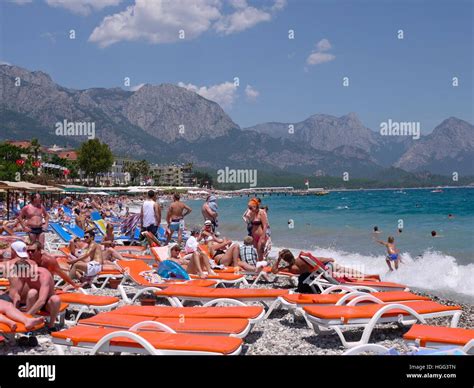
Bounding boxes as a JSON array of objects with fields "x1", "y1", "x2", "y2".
[{"x1": 431, "y1": 189, "x2": 443, "y2": 193}]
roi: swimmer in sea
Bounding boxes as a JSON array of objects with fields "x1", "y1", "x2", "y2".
[
  {"x1": 431, "y1": 230, "x2": 443, "y2": 237},
  {"x1": 373, "y1": 226, "x2": 381, "y2": 234},
  {"x1": 375, "y1": 236, "x2": 400, "y2": 271}
]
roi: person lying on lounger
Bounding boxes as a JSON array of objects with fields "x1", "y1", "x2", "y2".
[
  {"x1": 178, "y1": 229, "x2": 216, "y2": 278},
  {"x1": 272, "y1": 249, "x2": 369, "y2": 279},
  {"x1": 0, "y1": 298, "x2": 44, "y2": 331}
]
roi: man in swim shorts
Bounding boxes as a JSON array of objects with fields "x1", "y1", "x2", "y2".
[
  {"x1": 17, "y1": 193, "x2": 49, "y2": 246},
  {"x1": 166, "y1": 193, "x2": 192, "y2": 245}
]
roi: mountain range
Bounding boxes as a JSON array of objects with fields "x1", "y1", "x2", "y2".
[{"x1": 1, "y1": 64, "x2": 473, "y2": 181}]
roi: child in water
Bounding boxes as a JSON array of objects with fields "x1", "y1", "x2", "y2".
[{"x1": 375, "y1": 236, "x2": 400, "y2": 271}]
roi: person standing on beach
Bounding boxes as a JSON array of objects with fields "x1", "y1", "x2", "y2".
[
  {"x1": 166, "y1": 193, "x2": 192, "y2": 245},
  {"x1": 375, "y1": 236, "x2": 400, "y2": 271},
  {"x1": 17, "y1": 193, "x2": 49, "y2": 247},
  {"x1": 201, "y1": 195, "x2": 218, "y2": 231},
  {"x1": 246, "y1": 198, "x2": 269, "y2": 261},
  {"x1": 140, "y1": 190, "x2": 161, "y2": 237}
]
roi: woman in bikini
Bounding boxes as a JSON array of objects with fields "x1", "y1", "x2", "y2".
[{"x1": 246, "y1": 198, "x2": 269, "y2": 260}]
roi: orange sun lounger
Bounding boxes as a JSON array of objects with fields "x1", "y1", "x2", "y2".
[
  {"x1": 265, "y1": 290, "x2": 431, "y2": 317},
  {"x1": 112, "y1": 305, "x2": 265, "y2": 324},
  {"x1": 155, "y1": 285, "x2": 289, "y2": 318},
  {"x1": 52, "y1": 325, "x2": 243, "y2": 355},
  {"x1": 303, "y1": 300, "x2": 463, "y2": 348},
  {"x1": 403, "y1": 324, "x2": 474, "y2": 353},
  {"x1": 56, "y1": 291, "x2": 120, "y2": 323},
  {"x1": 115, "y1": 259, "x2": 216, "y2": 304},
  {"x1": 78, "y1": 311, "x2": 252, "y2": 338}
]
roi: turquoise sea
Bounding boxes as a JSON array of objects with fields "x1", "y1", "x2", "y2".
[{"x1": 182, "y1": 188, "x2": 474, "y2": 301}]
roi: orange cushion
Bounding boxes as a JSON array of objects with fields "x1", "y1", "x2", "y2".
[
  {"x1": 80, "y1": 312, "x2": 249, "y2": 334},
  {"x1": 303, "y1": 301, "x2": 461, "y2": 323},
  {"x1": 57, "y1": 293, "x2": 119, "y2": 306},
  {"x1": 52, "y1": 326, "x2": 242, "y2": 354},
  {"x1": 283, "y1": 291, "x2": 430, "y2": 305},
  {"x1": 403, "y1": 324, "x2": 474, "y2": 346},
  {"x1": 160, "y1": 285, "x2": 288, "y2": 299},
  {"x1": 112, "y1": 305, "x2": 264, "y2": 320}
]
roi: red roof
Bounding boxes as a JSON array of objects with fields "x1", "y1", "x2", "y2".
[{"x1": 6, "y1": 140, "x2": 31, "y2": 149}]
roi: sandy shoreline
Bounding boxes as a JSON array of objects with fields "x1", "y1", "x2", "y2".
[{"x1": 1, "y1": 275, "x2": 472, "y2": 356}]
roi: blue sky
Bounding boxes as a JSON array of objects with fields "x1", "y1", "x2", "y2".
[{"x1": 1, "y1": 0, "x2": 472, "y2": 132}]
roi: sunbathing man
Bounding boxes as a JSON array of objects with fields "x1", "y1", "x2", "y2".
[
  {"x1": 27, "y1": 241, "x2": 79, "y2": 289},
  {"x1": 8, "y1": 257, "x2": 61, "y2": 331},
  {"x1": 17, "y1": 193, "x2": 49, "y2": 247},
  {"x1": 67, "y1": 231, "x2": 113, "y2": 283},
  {"x1": 166, "y1": 193, "x2": 192, "y2": 245},
  {"x1": 199, "y1": 220, "x2": 233, "y2": 260}
]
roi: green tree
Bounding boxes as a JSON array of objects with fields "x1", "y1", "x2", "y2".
[
  {"x1": 192, "y1": 171, "x2": 213, "y2": 188},
  {"x1": 77, "y1": 139, "x2": 113, "y2": 184},
  {"x1": 0, "y1": 142, "x2": 23, "y2": 180}
]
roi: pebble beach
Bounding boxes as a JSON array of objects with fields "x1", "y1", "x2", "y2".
[{"x1": 2, "y1": 272, "x2": 472, "y2": 356}]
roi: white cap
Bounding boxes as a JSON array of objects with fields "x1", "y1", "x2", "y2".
[
  {"x1": 11, "y1": 241, "x2": 28, "y2": 258},
  {"x1": 204, "y1": 220, "x2": 212, "y2": 225}
]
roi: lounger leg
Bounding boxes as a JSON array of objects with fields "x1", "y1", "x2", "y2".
[
  {"x1": 263, "y1": 298, "x2": 281, "y2": 319},
  {"x1": 450, "y1": 311, "x2": 461, "y2": 328}
]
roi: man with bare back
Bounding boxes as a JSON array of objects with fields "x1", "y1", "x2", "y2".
[
  {"x1": 18, "y1": 193, "x2": 49, "y2": 246},
  {"x1": 8, "y1": 252, "x2": 61, "y2": 331},
  {"x1": 166, "y1": 193, "x2": 192, "y2": 245},
  {"x1": 27, "y1": 241, "x2": 79, "y2": 289}
]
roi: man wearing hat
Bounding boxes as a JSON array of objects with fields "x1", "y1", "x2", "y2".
[{"x1": 201, "y1": 195, "x2": 218, "y2": 231}]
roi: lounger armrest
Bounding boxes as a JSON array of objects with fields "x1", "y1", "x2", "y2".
[
  {"x1": 202, "y1": 298, "x2": 247, "y2": 307},
  {"x1": 346, "y1": 294, "x2": 384, "y2": 306},
  {"x1": 91, "y1": 330, "x2": 163, "y2": 355},
  {"x1": 129, "y1": 321, "x2": 176, "y2": 333}
]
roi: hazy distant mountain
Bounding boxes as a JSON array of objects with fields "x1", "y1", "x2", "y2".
[
  {"x1": 1, "y1": 64, "x2": 472, "y2": 179},
  {"x1": 394, "y1": 117, "x2": 474, "y2": 174}
]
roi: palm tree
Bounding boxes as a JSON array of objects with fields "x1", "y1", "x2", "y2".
[{"x1": 29, "y1": 138, "x2": 41, "y2": 176}]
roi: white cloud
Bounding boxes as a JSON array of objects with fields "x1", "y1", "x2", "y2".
[
  {"x1": 130, "y1": 83, "x2": 146, "y2": 91},
  {"x1": 316, "y1": 38, "x2": 331, "y2": 52},
  {"x1": 45, "y1": 0, "x2": 122, "y2": 16},
  {"x1": 178, "y1": 81, "x2": 238, "y2": 108},
  {"x1": 214, "y1": 5, "x2": 271, "y2": 35},
  {"x1": 89, "y1": 0, "x2": 221, "y2": 47},
  {"x1": 40, "y1": 32, "x2": 57, "y2": 44},
  {"x1": 306, "y1": 38, "x2": 336, "y2": 67},
  {"x1": 89, "y1": 0, "x2": 286, "y2": 47},
  {"x1": 245, "y1": 84, "x2": 259, "y2": 101},
  {"x1": 306, "y1": 52, "x2": 335, "y2": 65}
]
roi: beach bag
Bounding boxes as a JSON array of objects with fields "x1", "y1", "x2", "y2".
[{"x1": 157, "y1": 260, "x2": 190, "y2": 280}]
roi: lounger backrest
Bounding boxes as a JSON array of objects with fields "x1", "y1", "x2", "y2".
[
  {"x1": 151, "y1": 246, "x2": 169, "y2": 263},
  {"x1": 64, "y1": 223, "x2": 85, "y2": 238},
  {"x1": 116, "y1": 259, "x2": 152, "y2": 284},
  {"x1": 300, "y1": 251, "x2": 340, "y2": 286},
  {"x1": 50, "y1": 222, "x2": 72, "y2": 243}
]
